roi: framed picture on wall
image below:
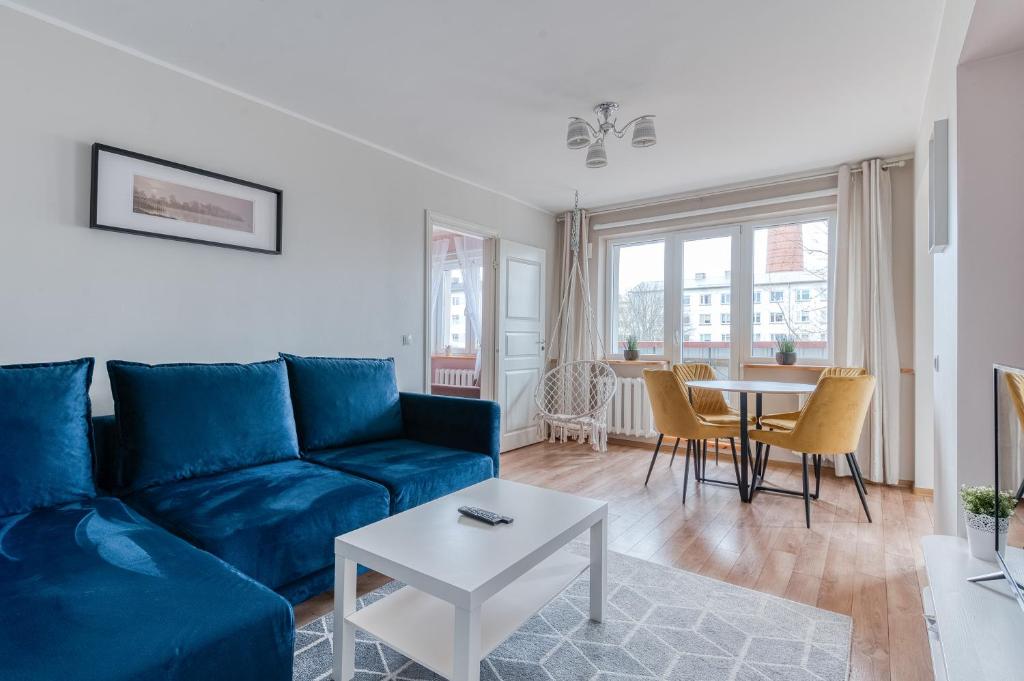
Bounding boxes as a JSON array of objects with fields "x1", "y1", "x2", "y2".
[{"x1": 90, "y1": 143, "x2": 282, "y2": 254}]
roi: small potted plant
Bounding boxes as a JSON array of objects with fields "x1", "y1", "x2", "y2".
[
  {"x1": 775, "y1": 337, "x2": 797, "y2": 365},
  {"x1": 623, "y1": 336, "x2": 640, "y2": 361},
  {"x1": 961, "y1": 485, "x2": 1017, "y2": 561}
]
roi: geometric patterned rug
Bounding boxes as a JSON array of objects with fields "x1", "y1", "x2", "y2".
[{"x1": 293, "y1": 543, "x2": 851, "y2": 681}]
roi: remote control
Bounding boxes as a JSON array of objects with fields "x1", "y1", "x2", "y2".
[{"x1": 458, "y1": 506, "x2": 513, "y2": 526}]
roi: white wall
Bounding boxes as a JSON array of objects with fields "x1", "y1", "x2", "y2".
[
  {"x1": 914, "y1": 0, "x2": 974, "y2": 534},
  {"x1": 0, "y1": 9, "x2": 556, "y2": 414}
]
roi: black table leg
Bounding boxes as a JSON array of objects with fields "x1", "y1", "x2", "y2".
[
  {"x1": 750, "y1": 393, "x2": 764, "y2": 500},
  {"x1": 739, "y1": 392, "x2": 749, "y2": 502}
]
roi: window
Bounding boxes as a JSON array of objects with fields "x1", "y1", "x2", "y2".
[
  {"x1": 683, "y1": 314, "x2": 690, "y2": 325},
  {"x1": 695, "y1": 272, "x2": 706, "y2": 280},
  {"x1": 612, "y1": 240, "x2": 665, "y2": 355},
  {"x1": 752, "y1": 291, "x2": 762, "y2": 304},
  {"x1": 720, "y1": 293, "x2": 731, "y2": 304},
  {"x1": 699, "y1": 294, "x2": 711, "y2": 306},
  {"x1": 772, "y1": 333, "x2": 789, "y2": 341},
  {"x1": 752, "y1": 219, "x2": 831, "y2": 360},
  {"x1": 752, "y1": 312, "x2": 761, "y2": 324},
  {"x1": 683, "y1": 295, "x2": 690, "y2": 305},
  {"x1": 753, "y1": 333, "x2": 762, "y2": 341},
  {"x1": 700, "y1": 333, "x2": 712, "y2": 342},
  {"x1": 700, "y1": 314, "x2": 711, "y2": 325},
  {"x1": 722, "y1": 334, "x2": 731, "y2": 341},
  {"x1": 721, "y1": 313, "x2": 730, "y2": 325}
]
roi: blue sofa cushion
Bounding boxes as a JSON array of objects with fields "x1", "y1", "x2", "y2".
[
  {"x1": 0, "y1": 497, "x2": 294, "y2": 681},
  {"x1": 280, "y1": 354, "x2": 403, "y2": 450},
  {"x1": 126, "y1": 459, "x2": 389, "y2": 594},
  {"x1": 0, "y1": 358, "x2": 96, "y2": 516},
  {"x1": 107, "y1": 359, "x2": 300, "y2": 492},
  {"x1": 306, "y1": 439, "x2": 495, "y2": 514}
]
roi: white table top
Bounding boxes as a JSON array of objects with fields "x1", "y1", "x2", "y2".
[
  {"x1": 685, "y1": 379, "x2": 817, "y2": 394},
  {"x1": 335, "y1": 478, "x2": 606, "y2": 609}
]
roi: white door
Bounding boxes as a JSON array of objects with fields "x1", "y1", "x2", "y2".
[{"x1": 496, "y1": 239, "x2": 546, "y2": 451}]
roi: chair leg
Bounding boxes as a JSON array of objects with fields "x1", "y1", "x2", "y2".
[
  {"x1": 846, "y1": 453, "x2": 872, "y2": 523},
  {"x1": 701, "y1": 440, "x2": 708, "y2": 479},
  {"x1": 644, "y1": 434, "x2": 663, "y2": 487},
  {"x1": 813, "y1": 454, "x2": 822, "y2": 500},
  {"x1": 692, "y1": 439, "x2": 702, "y2": 483},
  {"x1": 1016, "y1": 475, "x2": 1024, "y2": 503},
  {"x1": 729, "y1": 437, "x2": 741, "y2": 484},
  {"x1": 849, "y1": 453, "x2": 869, "y2": 494},
  {"x1": 669, "y1": 438, "x2": 680, "y2": 467},
  {"x1": 682, "y1": 439, "x2": 692, "y2": 504},
  {"x1": 801, "y1": 453, "x2": 811, "y2": 529},
  {"x1": 715, "y1": 438, "x2": 720, "y2": 466},
  {"x1": 761, "y1": 444, "x2": 771, "y2": 477}
]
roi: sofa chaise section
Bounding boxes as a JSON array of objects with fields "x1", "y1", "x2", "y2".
[
  {"x1": 0, "y1": 358, "x2": 294, "y2": 681},
  {"x1": 103, "y1": 359, "x2": 391, "y2": 603},
  {"x1": 281, "y1": 354, "x2": 501, "y2": 513}
]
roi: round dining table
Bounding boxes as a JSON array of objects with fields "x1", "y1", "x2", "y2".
[{"x1": 684, "y1": 379, "x2": 817, "y2": 503}]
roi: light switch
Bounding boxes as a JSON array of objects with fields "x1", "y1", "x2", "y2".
[{"x1": 402, "y1": 334, "x2": 413, "y2": 346}]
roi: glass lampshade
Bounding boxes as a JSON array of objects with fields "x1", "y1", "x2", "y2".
[
  {"x1": 566, "y1": 119, "x2": 592, "y2": 150},
  {"x1": 631, "y1": 117, "x2": 657, "y2": 148},
  {"x1": 586, "y1": 140, "x2": 608, "y2": 168}
]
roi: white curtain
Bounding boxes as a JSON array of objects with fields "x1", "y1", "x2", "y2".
[
  {"x1": 453, "y1": 236, "x2": 484, "y2": 377},
  {"x1": 549, "y1": 208, "x2": 600, "y2": 364},
  {"x1": 834, "y1": 160, "x2": 902, "y2": 483},
  {"x1": 430, "y1": 238, "x2": 450, "y2": 353}
]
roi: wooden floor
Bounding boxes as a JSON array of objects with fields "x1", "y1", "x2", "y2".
[{"x1": 297, "y1": 439, "x2": 935, "y2": 681}]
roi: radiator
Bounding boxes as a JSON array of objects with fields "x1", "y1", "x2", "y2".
[
  {"x1": 606, "y1": 377, "x2": 657, "y2": 438},
  {"x1": 434, "y1": 368, "x2": 476, "y2": 387}
]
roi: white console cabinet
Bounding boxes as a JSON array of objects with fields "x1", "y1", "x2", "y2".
[{"x1": 922, "y1": 536, "x2": 1024, "y2": 681}]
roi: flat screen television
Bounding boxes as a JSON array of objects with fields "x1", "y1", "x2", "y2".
[{"x1": 982, "y1": 363, "x2": 1024, "y2": 608}]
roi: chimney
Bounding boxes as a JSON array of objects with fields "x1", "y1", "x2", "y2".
[{"x1": 766, "y1": 224, "x2": 804, "y2": 273}]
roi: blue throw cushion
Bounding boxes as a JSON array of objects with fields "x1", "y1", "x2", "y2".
[
  {"x1": 306, "y1": 439, "x2": 495, "y2": 514},
  {"x1": 107, "y1": 359, "x2": 300, "y2": 492},
  {"x1": 0, "y1": 498, "x2": 294, "y2": 681},
  {"x1": 281, "y1": 354, "x2": 404, "y2": 450},
  {"x1": 0, "y1": 358, "x2": 96, "y2": 516},
  {"x1": 126, "y1": 459, "x2": 390, "y2": 595}
]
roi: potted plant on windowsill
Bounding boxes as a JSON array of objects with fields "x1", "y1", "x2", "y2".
[
  {"x1": 623, "y1": 335, "x2": 640, "y2": 361},
  {"x1": 961, "y1": 485, "x2": 1016, "y2": 561},
  {"x1": 775, "y1": 337, "x2": 797, "y2": 365}
]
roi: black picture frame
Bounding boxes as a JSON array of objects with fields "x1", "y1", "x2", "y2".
[{"x1": 90, "y1": 143, "x2": 283, "y2": 255}]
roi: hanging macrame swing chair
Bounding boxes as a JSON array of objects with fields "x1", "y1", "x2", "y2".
[{"x1": 534, "y1": 194, "x2": 617, "y2": 451}]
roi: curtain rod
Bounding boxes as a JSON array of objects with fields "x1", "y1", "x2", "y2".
[{"x1": 557, "y1": 155, "x2": 911, "y2": 220}]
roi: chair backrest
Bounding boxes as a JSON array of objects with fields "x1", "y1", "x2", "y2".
[
  {"x1": 642, "y1": 369, "x2": 705, "y2": 439},
  {"x1": 673, "y1": 363, "x2": 732, "y2": 415},
  {"x1": 820, "y1": 366, "x2": 867, "y2": 379},
  {"x1": 787, "y1": 375, "x2": 876, "y2": 454},
  {"x1": 535, "y1": 360, "x2": 617, "y2": 419}
]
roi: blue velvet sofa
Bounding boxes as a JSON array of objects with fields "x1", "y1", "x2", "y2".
[
  {"x1": 2, "y1": 354, "x2": 501, "y2": 680},
  {"x1": 1, "y1": 359, "x2": 295, "y2": 681}
]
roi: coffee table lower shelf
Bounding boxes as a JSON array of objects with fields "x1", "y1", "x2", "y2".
[{"x1": 346, "y1": 549, "x2": 589, "y2": 678}]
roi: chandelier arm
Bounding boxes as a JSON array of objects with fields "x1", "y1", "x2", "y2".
[{"x1": 612, "y1": 115, "x2": 656, "y2": 137}]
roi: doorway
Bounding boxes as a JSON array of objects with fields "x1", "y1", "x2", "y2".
[{"x1": 425, "y1": 214, "x2": 496, "y2": 400}]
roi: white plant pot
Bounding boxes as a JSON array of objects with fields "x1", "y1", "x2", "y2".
[{"x1": 965, "y1": 511, "x2": 1009, "y2": 562}]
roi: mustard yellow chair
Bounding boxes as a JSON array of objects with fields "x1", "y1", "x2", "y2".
[
  {"x1": 748, "y1": 374, "x2": 876, "y2": 527},
  {"x1": 642, "y1": 370, "x2": 740, "y2": 503},
  {"x1": 755, "y1": 367, "x2": 867, "y2": 479},
  {"x1": 673, "y1": 362, "x2": 755, "y2": 472}
]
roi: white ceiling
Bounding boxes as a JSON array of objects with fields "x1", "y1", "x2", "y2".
[{"x1": 10, "y1": 0, "x2": 945, "y2": 213}]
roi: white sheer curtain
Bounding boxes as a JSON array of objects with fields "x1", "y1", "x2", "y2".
[
  {"x1": 453, "y1": 236, "x2": 484, "y2": 377},
  {"x1": 430, "y1": 238, "x2": 450, "y2": 353},
  {"x1": 834, "y1": 160, "x2": 902, "y2": 483}
]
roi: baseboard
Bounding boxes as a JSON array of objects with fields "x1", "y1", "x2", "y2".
[{"x1": 912, "y1": 486, "x2": 934, "y2": 498}]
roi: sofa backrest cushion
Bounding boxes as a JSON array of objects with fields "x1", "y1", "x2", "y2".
[
  {"x1": 280, "y1": 354, "x2": 403, "y2": 451},
  {"x1": 107, "y1": 359, "x2": 300, "y2": 492},
  {"x1": 0, "y1": 358, "x2": 96, "y2": 515}
]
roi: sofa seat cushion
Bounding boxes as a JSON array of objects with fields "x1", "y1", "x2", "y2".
[
  {"x1": 126, "y1": 459, "x2": 389, "y2": 592},
  {"x1": 306, "y1": 439, "x2": 495, "y2": 514},
  {"x1": 0, "y1": 497, "x2": 294, "y2": 681},
  {"x1": 281, "y1": 354, "x2": 403, "y2": 450},
  {"x1": 0, "y1": 357, "x2": 96, "y2": 516},
  {"x1": 107, "y1": 359, "x2": 300, "y2": 493}
]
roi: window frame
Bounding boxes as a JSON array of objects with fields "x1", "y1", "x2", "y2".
[{"x1": 603, "y1": 210, "x2": 836, "y2": 366}]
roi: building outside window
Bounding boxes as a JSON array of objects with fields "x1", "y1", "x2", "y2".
[
  {"x1": 796, "y1": 289, "x2": 811, "y2": 301},
  {"x1": 770, "y1": 312, "x2": 785, "y2": 323},
  {"x1": 770, "y1": 290, "x2": 784, "y2": 303},
  {"x1": 720, "y1": 293, "x2": 730, "y2": 304},
  {"x1": 752, "y1": 312, "x2": 761, "y2": 324},
  {"x1": 700, "y1": 333, "x2": 712, "y2": 342},
  {"x1": 699, "y1": 294, "x2": 711, "y2": 306},
  {"x1": 721, "y1": 313, "x2": 730, "y2": 324},
  {"x1": 700, "y1": 314, "x2": 711, "y2": 325},
  {"x1": 695, "y1": 272, "x2": 706, "y2": 280},
  {"x1": 753, "y1": 291, "x2": 761, "y2": 304}
]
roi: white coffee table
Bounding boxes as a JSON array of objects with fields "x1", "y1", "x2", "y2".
[{"x1": 333, "y1": 478, "x2": 608, "y2": 681}]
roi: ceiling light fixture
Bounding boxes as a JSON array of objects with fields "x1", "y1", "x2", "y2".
[{"x1": 566, "y1": 102, "x2": 656, "y2": 168}]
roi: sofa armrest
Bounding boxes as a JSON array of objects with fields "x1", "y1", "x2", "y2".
[{"x1": 399, "y1": 392, "x2": 501, "y2": 475}]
